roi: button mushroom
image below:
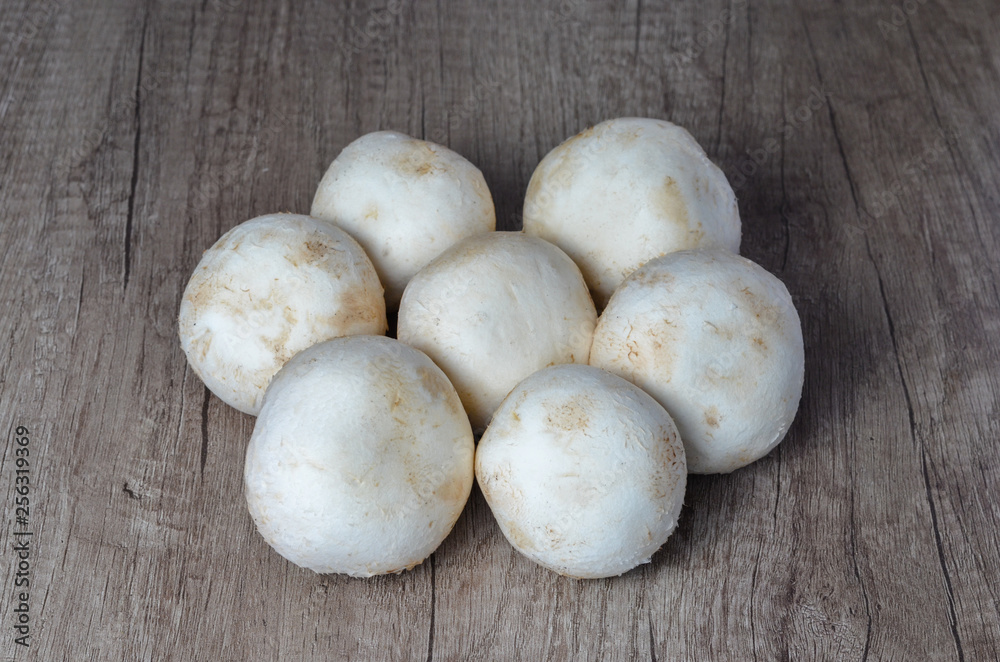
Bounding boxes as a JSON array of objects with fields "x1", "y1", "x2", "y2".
[
  {"x1": 589, "y1": 249, "x2": 804, "y2": 474},
  {"x1": 475, "y1": 364, "x2": 687, "y2": 578},
  {"x1": 311, "y1": 131, "x2": 496, "y2": 310},
  {"x1": 244, "y1": 335, "x2": 475, "y2": 576},
  {"x1": 522, "y1": 117, "x2": 741, "y2": 307},
  {"x1": 178, "y1": 213, "x2": 387, "y2": 415},
  {"x1": 397, "y1": 232, "x2": 597, "y2": 432}
]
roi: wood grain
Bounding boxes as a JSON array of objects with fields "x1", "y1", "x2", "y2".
[{"x1": 2, "y1": 0, "x2": 998, "y2": 659}]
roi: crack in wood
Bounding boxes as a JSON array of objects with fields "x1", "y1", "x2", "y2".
[
  {"x1": 848, "y1": 444, "x2": 874, "y2": 662},
  {"x1": 426, "y1": 554, "x2": 436, "y2": 662},
  {"x1": 123, "y1": 10, "x2": 149, "y2": 292},
  {"x1": 867, "y1": 237, "x2": 965, "y2": 662},
  {"x1": 633, "y1": 0, "x2": 643, "y2": 63},
  {"x1": 713, "y1": 4, "x2": 731, "y2": 157},
  {"x1": 122, "y1": 482, "x2": 141, "y2": 500},
  {"x1": 647, "y1": 608, "x2": 657, "y2": 662},
  {"x1": 200, "y1": 385, "x2": 210, "y2": 477}
]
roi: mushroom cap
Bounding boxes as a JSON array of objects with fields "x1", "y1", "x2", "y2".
[
  {"x1": 523, "y1": 117, "x2": 741, "y2": 307},
  {"x1": 475, "y1": 364, "x2": 687, "y2": 578},
  {"x1": 589, "y1": 249, "x2": 804, "y2": 474},
  {"x1": 311, "y1": 131, "x2": 496, "y2": 310},
  {"x1": 244, "y1": 335, "x2": 475, "y2": 577},
  {"x1": 178, "y1": 213, "x2": 387, "y2": 415},
  {"x1": 397, "y1": 232, "x2": 597, "y2": 432}
]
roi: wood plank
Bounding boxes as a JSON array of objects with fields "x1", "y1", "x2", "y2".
[{"x1": 1, "y1": 0, "x2": 998, "y2": 659}]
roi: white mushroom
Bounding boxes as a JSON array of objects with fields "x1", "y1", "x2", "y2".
[
  {"x1": 311, "y1": 131, "x2": 496, "y2": 310},
  {"x1": 244, "y1": 335, "x2": 475, "y2": 577},
  {"x1": 522, "y1": 117, "x2": 741, "y2": 307},
  {"x1": 589, "y1": 249, "x2": 804, "y2": 474},
  {"x1": 475, "y1": 364, "x2": 687, "y2": 578},
  {"x1": 178, "y1": 213, "x2": 387, "y2": 415},
  {"x1": 397, "y1": 232, "x2": 597, "y2": 432}
]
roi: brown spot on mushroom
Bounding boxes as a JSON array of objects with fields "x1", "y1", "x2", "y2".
[
  {"x1": 630, "y1": 266, "x2": 675, "y2": 289},
  {"x1": 545, "y1": 398, "x2": 590, "y2": 432},
  {"x1": 416, "y1": 365, "x2": 463, "y2": 417},
  {"x1": 262, "y1": 313, "x2": 294, "y2": 365},
  {"x1": 417, "y1": 366, "x2": 450, "y2": 400},
  {"x1": 391, "y1": 146, "x2": 442, "y2": 177},
  {"x1": 688, "y1": 222, "x2": 705, "y2": 244},
  {"x1": 301, "y1": 240, "x2": 329, "y2": 263},
  {"x1": 703, "y1": 320, "x2": 735, "y2": 341},
  {"x1": 185, "y1": 266, "x2": 236, "y2": 316},
  {"x1": 434, "y1": 473, "x2": 468, "y2": 504},
  {"x1": 332, "y1": 285, "x2": 388, "y2": 334},
  {"x1": 617, "y1": 127, "x2": 643, "y2": 145},
  {"x1": 603, "y1": 319, "x2": 679, "y2": 384},
  {"x1": 736, "y1": 284, "x2": 783, "y2": 331},
  {"x1": 645, "y1": 427, "x2": 683, "y2": 502},
  {"x1": 654, "y1": 176, "x2": 690, "y2": 239},
  {"x1": 544, "y1": 525, "x2": 564, "y2": 548},
  {"x1": 704, "y1": 406, "x2": 721, "y2": 428},
  {"x1": 503, "y1": 518, "x2": 536, "y2": 552}
]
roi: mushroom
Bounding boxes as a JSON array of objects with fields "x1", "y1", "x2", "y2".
[
  {"x1": 589, "y1": 249, "x2": 804, "y2": 474},
  {"x1": 397, "y1": 232, "x2": 597, "y2": 432},
  {"x1": 522, "y1": 117, "x2": 741, "y2": 307},
  {"x1": 244, "y1": 335, "x2": 475, "y2": 576},
  {"x1": 178, "y1": 213, "x2": 387, "y2": 415},
  {"x1": 311, "y1": 131, "x2": 496, "y2": 310},
  {"x1": 475, "y1": 364, "x2": 687, "y2": 578}
]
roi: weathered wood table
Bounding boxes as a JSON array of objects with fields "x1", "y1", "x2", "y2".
[{"x1": 2, "y1": 0, "x2": 998, "y2": 659}]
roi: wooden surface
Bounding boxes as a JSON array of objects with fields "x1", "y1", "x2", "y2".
[{"x1": 2, "y1": 0, "x2": 999, "y2": 659}]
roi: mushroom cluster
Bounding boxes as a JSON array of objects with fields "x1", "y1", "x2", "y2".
[{"x1": 178, "y1": 118, "x2": 804, "y2": 580}]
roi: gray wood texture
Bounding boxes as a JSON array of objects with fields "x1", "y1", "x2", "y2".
[{"x1": 2, "y1": 0, "x2": 999, "y2": 659}]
